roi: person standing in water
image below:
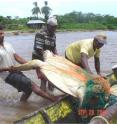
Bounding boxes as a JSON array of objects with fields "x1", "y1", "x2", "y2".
[
  {"x1": 0, "y1": 24, "x2": 60, "y2": 102},
  {"x1": 32, "y1": 16, "x2": 58, "y2": 92}
]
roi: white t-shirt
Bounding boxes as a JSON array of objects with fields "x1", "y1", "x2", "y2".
[{"x1": 0, "y1": 42, "x2": 16, "y2": 80}]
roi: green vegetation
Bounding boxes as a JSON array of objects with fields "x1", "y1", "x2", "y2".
[
  {"x1": 1, "y1": 11, "x2": 117, "y2": 31},
  {"x1": 57, "y1": 11, "x2": 117, "y2": 30},
  {"x1": 0, "y1": 16, "x2": 29, "y2": 31},
  {"x1": 59, "y1": 22, "x2": 107, "y2": 30}
]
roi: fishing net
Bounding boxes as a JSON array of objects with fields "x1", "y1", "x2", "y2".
[{"x1": 82, "y1": 77, "x2": 110, "y2": 109}]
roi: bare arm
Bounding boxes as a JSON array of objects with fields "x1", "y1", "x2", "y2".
[
  {"x1": 53, "y1": 47, "x2": 57, "y2": 54},
  {"x1": 13, "y1": 60, "x2": 44, "y2": 71},
  {"x1": 80, "y1": 52, "x2": 92, "y2": 74},
  {"x1": 0, "y1": 60, "x2": 44, "y2": 72},
  {"x1": 0, "y1": 68, "x2": 11, "y2": 72},
  {"x1": 14, "y1": 53, "x2": 27, "y2": 64},
  {"x1": 53, "y1": 39, "x2": 57, "y2": 54},
  {"x1": 94, "y1": 56, "x2": 100, "y2": 75}
]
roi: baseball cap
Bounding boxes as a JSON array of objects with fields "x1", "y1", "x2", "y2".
[
  {"x1": 47, "y1": 17, "x2": 58, "y2": 26},
  {"x1": 94, "y1": 35, "x2": 107, "y2": 44}
]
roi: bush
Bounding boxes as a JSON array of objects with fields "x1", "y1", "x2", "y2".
[{"x1": 59, "y1": 22, "x2": 107, "y2": 30}]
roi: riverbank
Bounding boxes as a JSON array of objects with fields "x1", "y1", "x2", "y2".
[
  {"x1": 5, "y1": 29, "x2": 117, "y2": 36},
  {"x1": 5, "y1": 30, "x2": 36, "y2": 36}
]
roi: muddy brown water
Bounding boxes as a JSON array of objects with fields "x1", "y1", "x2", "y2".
[{"x1": 0, "y1": 31, "x2": 117, "y2": 123}]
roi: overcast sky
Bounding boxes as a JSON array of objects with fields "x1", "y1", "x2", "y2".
[{"x1": 0, "y1": 0, "x2": 117, "y2": 18}]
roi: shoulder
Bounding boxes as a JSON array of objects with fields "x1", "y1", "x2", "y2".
[
  {"x1": 81, "y1": 39, "x2": 93, "y2": 43},
  {"x1": 35, "y1": 29, "x2": 47, "y2": 38},
  {"x1": 4, "y1": 42, "x2": 13, "y2": 48},
  {"x1": 80, "y1": 39, "x2": 93, "y2": 47},
  {"x1": 4, "y1": 42, "x2": 15, "y2": 52},
  {"x1": 40, "y1": 26, "x2": 47, "y2": 34}
]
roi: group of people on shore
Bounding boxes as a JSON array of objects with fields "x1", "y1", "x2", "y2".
[{"x1": 0, "y1": 17, "x2": 117, "y2": 124}]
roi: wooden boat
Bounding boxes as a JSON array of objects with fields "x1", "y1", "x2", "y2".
[
  {"x1": 14, "y1": 95, "x2": 101, "y2": 124},
  {"x1": 14, "y1": 95, "x2": 117, "y2": 124}
]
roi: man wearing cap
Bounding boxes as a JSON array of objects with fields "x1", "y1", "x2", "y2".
[
  {"x1": 32, "y1": 17, "x2": 58, "y2": 91},
  {"x1": 106, "y1": 65, "x2": 117, "y2": 86},
  {"x1": 65, "y1": 35, "x2": 107, "y2": 75}
]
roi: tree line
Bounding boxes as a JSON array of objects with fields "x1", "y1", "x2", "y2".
[
  {"x1": 0, "y1": 10, "x2": 117, "y2": 30},
  {"x1": 57, "y1": 11, "x2": 117, "y2": 30}
]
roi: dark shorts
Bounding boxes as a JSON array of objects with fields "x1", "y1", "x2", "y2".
[{"x1": 5, "y1": 72, "x2": 32, "y2": 95}]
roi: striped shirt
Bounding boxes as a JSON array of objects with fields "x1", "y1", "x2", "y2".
[{"x1": 33, "y1": 27, "x2": 56, "y2": 53}]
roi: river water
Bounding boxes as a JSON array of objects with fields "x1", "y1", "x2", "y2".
[{"x1": 0, "y1": 31, "x2": 117, "y2": 123}]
